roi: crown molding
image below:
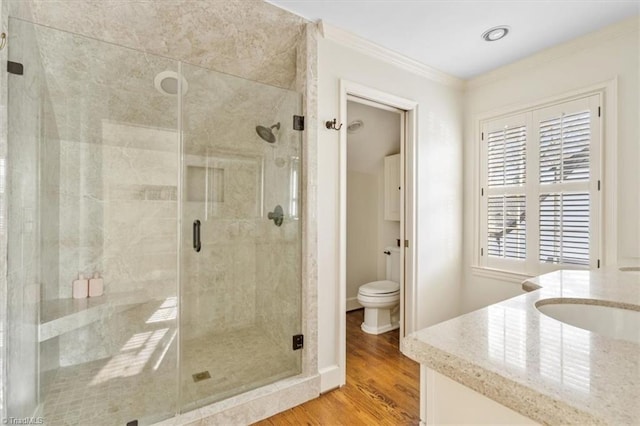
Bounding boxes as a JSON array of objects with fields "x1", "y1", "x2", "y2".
[
  {"x1": 319, "y1": 21, "x2": 465, "y2": 90},
  {"x1": 467, "y1": 15, "x2": 640, "y2": 90}
]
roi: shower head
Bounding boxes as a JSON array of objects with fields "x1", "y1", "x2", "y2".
[{"x1": 255, "y1": 122, "x2": 280, "y2": 143}]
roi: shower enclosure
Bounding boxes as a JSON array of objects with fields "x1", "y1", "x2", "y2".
[{"x1": 6, "y1": 18, "x2": 302, "y2": 425}]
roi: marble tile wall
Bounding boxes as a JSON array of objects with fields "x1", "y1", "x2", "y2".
[
  {"x1": 8, "y1": 0, "x2": 306, "y2": 90},
  {"x1": 56, "y1": 124, "x2": 181, "y2": 366},
  {"x1": 40, "y1": 84, "x2": 61, "y2": 301},
  {"x1": 297, "y1": 23, "x2": 319, "y2": 377},
  {"x1": 57, "y1": 123, "x2": 180, "y2": 300}
]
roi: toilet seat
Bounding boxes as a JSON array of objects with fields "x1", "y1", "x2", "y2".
[{"x1": 358, "y1": 280, "x2": 400, "y2": 296}]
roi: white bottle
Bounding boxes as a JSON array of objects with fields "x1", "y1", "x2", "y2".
[
  {"x1": 72, "y1": 273, "x2": 89, "y2": 299},
  {"x1": 89, "y1": 272, "x2": 104, "y2": 297}
]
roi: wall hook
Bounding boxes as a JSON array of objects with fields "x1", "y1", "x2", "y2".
[
  {"x1": 325, "y1": 118, "x2": 343, "y2": 131},
  {"x1": 0, "y1": 33, "x2": 6, "y2": 51}
]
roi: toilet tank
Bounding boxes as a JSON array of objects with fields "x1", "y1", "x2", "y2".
[{"x1": 385, "y1": 246, "x2": 401, "y2": 282}]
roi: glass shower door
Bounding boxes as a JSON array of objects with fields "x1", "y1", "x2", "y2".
[
  {"x1": 179, "y1": 62, "x2": 303, "y2": 411},
  {"x1": 7, "y1": 19, "x2": 180, "y2": 425}
]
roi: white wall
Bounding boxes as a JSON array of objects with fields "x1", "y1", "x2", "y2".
[
  {"x1": 318, "y1": 36, "x2": 463, "y2": 390},
  {"x1": 461, "y1": 17, "x2": 640, "y2": 313},
  {"x1": 346, "y1": 170, "x2": 379, "y2": 307},
  {"x1": 345, "y1": 101, "x2": 401, "y2": 309},
  {"x1": 345, "y1": 166, "x2": 402, "y2": 310}
]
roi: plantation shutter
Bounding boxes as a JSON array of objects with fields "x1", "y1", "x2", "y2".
[
  {"x1": 487, "y1": 195, "x2": 526, "y2": 259},
  {"x1": 481, "y1": 115, "x2": 528, "y2": 271},
  {"x1": 539, "y1": 192, "x2": 590, "y2": 265},
  {"x1": 539, "y1": 111, "x2": 591, "y2": 183},
  {"x1": 487, "y1": 126, "x2": 527, "y2": 187},
  {"x1": 534, "y1": 95, "x2": 599, "y2": 268},
  {"x1": 480, "y1": 93, "x2": 601, "y2": 275}
]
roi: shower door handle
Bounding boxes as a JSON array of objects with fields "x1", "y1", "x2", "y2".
[{"x1": 193, "y1": 220, "x2": 201, "y2": 253}]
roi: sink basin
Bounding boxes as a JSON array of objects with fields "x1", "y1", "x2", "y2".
[{"x1": 536, "y1": 299, "x2": 640, "y2": 344}]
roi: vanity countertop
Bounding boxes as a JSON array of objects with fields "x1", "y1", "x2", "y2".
[{"x1": 400, "y1": 267, "x2": 640, "y2": 425}]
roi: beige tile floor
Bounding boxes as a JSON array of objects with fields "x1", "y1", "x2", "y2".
[
  {"x1": 180, "y1": 328, "x2": 299, "y2": 413},
  {"x1": 41, "y1": 327, "x2": 299, "y2": 425}
]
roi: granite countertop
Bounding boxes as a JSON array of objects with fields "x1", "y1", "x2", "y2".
[{"x1": 401, "y1": 267, "x2": 640, "y2": 425}]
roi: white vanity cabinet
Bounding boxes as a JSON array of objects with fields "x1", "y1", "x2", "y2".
[{"x1": 421, "y1": 367, "x2": 538, "y2": 425}]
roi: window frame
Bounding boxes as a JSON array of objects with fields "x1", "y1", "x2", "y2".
[{"x1": 474, "y1": 87, "x2": 609, "y2": 278}]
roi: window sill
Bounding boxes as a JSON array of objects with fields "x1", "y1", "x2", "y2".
[{"x1": 470, "y1": 265, "x2": 533, "y2": 285}]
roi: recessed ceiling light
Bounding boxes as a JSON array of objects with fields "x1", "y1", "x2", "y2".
[{"x1": 482, "y1": 26, "x2": 510, "y2": 42}]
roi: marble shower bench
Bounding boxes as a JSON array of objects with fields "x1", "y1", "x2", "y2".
[{"x1": 39, "y1": 291, "x2": 148, "y2": 342}]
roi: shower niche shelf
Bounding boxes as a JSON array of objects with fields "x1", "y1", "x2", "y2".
[{"x1": 39, "y1": 290, "x2": 147, "y2": 342}]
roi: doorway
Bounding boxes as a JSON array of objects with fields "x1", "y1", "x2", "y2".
[
  {"x1": 338, "y1": 81, "x2": 417, "y2": 386},
  {"x1": 345, "y1": 99, "x2": 402, "y2": 318}
]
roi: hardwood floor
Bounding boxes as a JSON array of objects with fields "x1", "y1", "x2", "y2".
[{"x1": 255, "y1": 309, "x2": 420, "y2": 425}]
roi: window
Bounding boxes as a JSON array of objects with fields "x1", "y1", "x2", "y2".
[{"x1": 479, "y1": 94, "x2": 601, "y2": 275}]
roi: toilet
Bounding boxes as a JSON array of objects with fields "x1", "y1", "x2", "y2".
[{"x1": 357, "y1": 246, "x2": 400, "y2": 335}]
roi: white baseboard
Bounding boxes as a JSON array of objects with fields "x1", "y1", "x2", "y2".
[
  {"x1": 319, "y1": 365, "x2": 343, "y2": 393},
  {"x1": 346, "y1": 297, "x2": 362, "y2": 312}
]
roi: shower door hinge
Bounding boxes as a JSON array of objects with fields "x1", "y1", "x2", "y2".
[
  {"x1": 292, "y1": 334, "x2": 304, "y2": 350},
  {"x1": 293, "y1": 115, "x2": 304, "y2": 131},
  {"x1": 7, "y1": 61, "x2": 23, "y2": 75}
]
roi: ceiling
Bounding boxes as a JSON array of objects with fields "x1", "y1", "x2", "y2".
[
  {"x1": 267, "y1": 0, "x2": 640, "y2": 79},
  {"x1": 347, "y1": 101, "x2": 401, "y2": 175}
]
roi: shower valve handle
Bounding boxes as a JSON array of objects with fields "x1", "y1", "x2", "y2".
[{"x1": 268, "y1": 205, "x2": 284, "y2": 227}]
